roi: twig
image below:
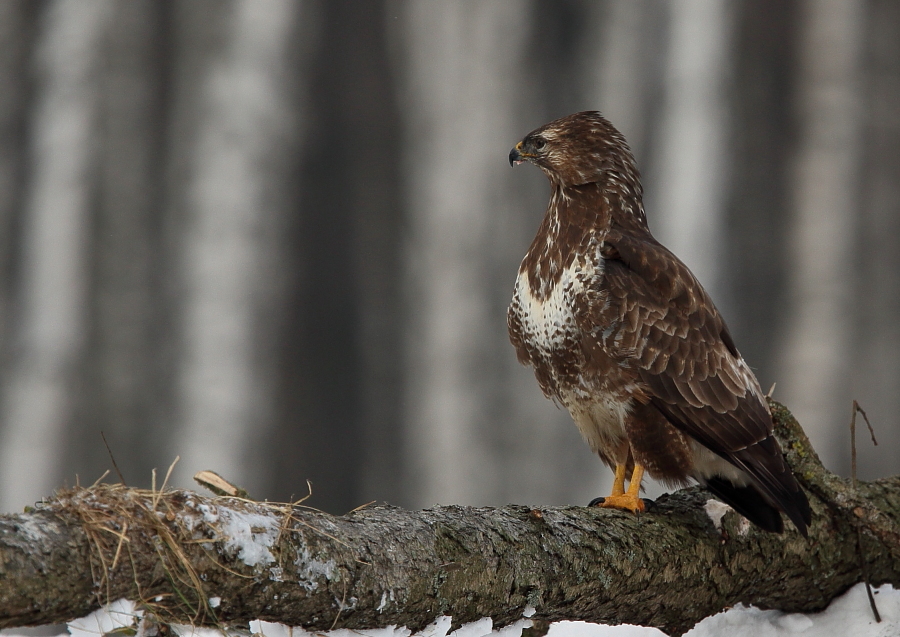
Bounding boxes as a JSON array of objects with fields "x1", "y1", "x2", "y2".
[
  {"x1": 330, "y1": 576, "x2": 348, "y2": 630},
  {"x1": 850, "y1": 399, "x2": 881, "y2": 623},
  {"x1": 152, "y1": 457, "x2": 180, "y2": 511},
  {"x1": 110, "y1": 522, "x2": 129, "y2": 571},
  {"x1": 348, "y1": 500, "x2": 377, "y2": 514},
  {"x1": 193, "y1": 470, "x2": 251, "y2": 499},
  {"x1": 100, "y1": 431, "x2": 128, "y2": 485},
  {"x1": 856, "y1": 400, "x2": 878, "y2": 446},
  {"x1": 90, "y1": 470, "x2": 111, "y2": 489}
]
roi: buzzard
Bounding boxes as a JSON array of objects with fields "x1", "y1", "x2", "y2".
[{"x1": 508, "y1": 111, "x2": 811, "y2": 535}]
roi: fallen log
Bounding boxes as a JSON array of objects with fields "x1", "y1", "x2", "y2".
[{"x1": 1, "y1": 401, "x2": 898, "y2": 636}]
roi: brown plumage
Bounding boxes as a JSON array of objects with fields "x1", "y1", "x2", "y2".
[{"x1": 508, "y1": 111, "x2": 811, "y2": 535}]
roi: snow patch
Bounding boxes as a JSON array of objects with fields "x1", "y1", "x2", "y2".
[
  {"x1": 218, "y1": 507, "x2": 279, "y2": 567},
  {"x1": 67, "y1": 599, "x2": 141, "y2": 637},
  {"x1": 448, "y1": 618, "x2": 493, "y2": 637},
  {"x1": 198, "y1": 503, "x2": 220, "y2": 524},
  {"x1": 377, "y1": 590, "x2": 398, "y2": 612},
  {"x1": 686, "y1": 583, "x2": 900, "y2": 636},
  {"x1": 547, "y1": 621, "x2": 660, "y2": 636},
  {"x1": 775, "y1": 613, "x2": 814, "y2": 632},
  {"x1": 703, "y1": 499, "x2": 732, "y2": 530},
  {"x1": 16, "y1": 516, "x2": 61, "y2": 544},
  {"x1": 328, "y1": 628, "x2": 411, "y2": 637},
  {"x1": 294, "y1": 543, "x2": 338, "y2": 591},
  {"x1": 171, "y1": 625, "x2": 229, "y2": 637},
  {"x1": 250, "y1": 620, "x2": 295, "y2": 637},
  {"x1": 494, "y1": 619, "x2": 533, "y2": 637},
  {"x1": 208, "y1": 596, "x2": 221, "y2": 608},
  {"x1": 4, "y1": 582, "x2": 894, "y2": 637},
  {"x1": 416, "y1": 616, "x2": 453, "y2": 637}
]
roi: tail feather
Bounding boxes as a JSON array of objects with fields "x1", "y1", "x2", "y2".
[
  {"x1": 730, "y1": 436, "x2": 812, "y2": 537},
  {"x1": 703, "y1": 476, "x2": 784, "y2": 534}
]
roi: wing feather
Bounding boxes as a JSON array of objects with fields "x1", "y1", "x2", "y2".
[{"x1": 587, "y1": 230, "x2": 810, "y2": 534}]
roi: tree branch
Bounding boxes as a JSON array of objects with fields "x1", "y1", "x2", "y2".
[{"x1": 2, "y1": 401, "x2": 899, "y2": 636}]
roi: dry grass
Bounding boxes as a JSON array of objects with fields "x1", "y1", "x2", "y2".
[
  {"x1": 47, "y1": 468, "x2": 350, "y2": 630},
  {"x1": 54, "y1": 481, "x2": 212, "y2": 625}
]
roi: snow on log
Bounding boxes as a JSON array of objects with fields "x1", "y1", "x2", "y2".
[{"x1": 1, "y1": 402, "x2": 899, "y2": 637}]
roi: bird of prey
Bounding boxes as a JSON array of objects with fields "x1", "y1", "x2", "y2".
[{"x1": 507, "y1": 111, "x2": 811, "y2": 535}]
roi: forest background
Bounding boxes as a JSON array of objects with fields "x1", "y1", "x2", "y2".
[{"x1": 0, "y1": 0, "x2": 897, "y2": 517}]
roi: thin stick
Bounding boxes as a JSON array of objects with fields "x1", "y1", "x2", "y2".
[
  {"x1": 348, "y1": 500, "x2": 377, "y2": 513},
  {"x1": 851, "y1": 402, "x2": 858, "y2": 489},
  {"x1": 330, "y1": 576, "x2": 348, "y2": 630},
  {"x1": 152, "y1": 456, "x2": 180, "y2": 511},
  {"x1": 100, "y1": 431, "x2": 127, "y2": 485},
  {"x1": 90, "y1": 470, "x2": 111, "y2": 489},
  {"x1": 856, "y1": 526, "x2": 881, "y2": 622},
  {"x1": 110, "y1": 522, "x2": 129, "y2": 571},
  {"x1": 850, "y1": 400, "x2": 881, "y2": 622},
  {"x1": 160, "y1": 456, "x2": 179, "y2": 493},
  {"x1": 855, "y1": 400, "x2": 878, "y2": 446}
]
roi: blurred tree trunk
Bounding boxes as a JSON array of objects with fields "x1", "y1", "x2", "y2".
[
  {"x1": 584, "y1": 0, "x2": 667, "y2": 167},
  {"x1": 778, "y1": 0, "x2": 864, "y2": 472},
  {"x1": 398, "y1": 2, "x2": 596, "y2": 508},
  {"x1": 0, "y1": 0, "x2": 112, "y2": 511},
  {"x1": 647, "y1": 0, "x2": 733, "y2": 309},
  {"x1": 505, "y1": 2, "x2": 615, "y2": 508},
  {"x1": 0, "y1": 1, "x2": 39, "y2": 387},
  {"x1": 267, "y1": 0, "x2": 406, "y2": 512},
  {"x1": 0, "y1": 1, "x2": 39, "y2": 506},
  {"x1": 852, "y1": 0, "x2": 900, "y2": 480},
  {"x1": 723, "y1": 0, "x2": 799, "y2": 387},
  {"x1": 165, "y1": 0, "x2": 305, "y2": 497},
  {"x1": 63, "y1": 0, "x2": 172, "y2": 488}
]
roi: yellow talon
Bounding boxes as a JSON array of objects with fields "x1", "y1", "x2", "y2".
[{"x1": 600, "y1": 464, "x2": 645, "y2": 513}]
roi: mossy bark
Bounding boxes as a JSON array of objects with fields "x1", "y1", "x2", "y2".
[{"x1": 1, "y1": 401, "x2": 898, "y2": 636}]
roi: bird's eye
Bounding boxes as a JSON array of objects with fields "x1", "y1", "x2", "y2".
[{"x1": 533, "y1": 138, "x2": 546, "y2": 151}]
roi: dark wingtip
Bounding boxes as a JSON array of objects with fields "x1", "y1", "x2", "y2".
[
  {"x1": 785, "y1": 487, "x2": 812, "y2": 538},
  {"x1": 704, "y1": 477, "x2": 812, "y2": 538},
  {"x1": 704, "y1": 477, "x2": 784, "y2": 534}
]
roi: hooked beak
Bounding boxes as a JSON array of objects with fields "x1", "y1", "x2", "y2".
[{"x1": 509, "y1": 141, "x2": 533, "y2": 167}]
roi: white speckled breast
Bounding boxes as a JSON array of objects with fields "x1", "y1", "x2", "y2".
[
  {"x1": 509, "y1": 255, "x2": 630, "y2": 464},
  {"x1": 511, "y1": 258, "x2": 598, "y2": 358}
]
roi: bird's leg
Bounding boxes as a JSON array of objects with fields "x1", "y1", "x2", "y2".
[
  {"x1": 610, "y1": 463, "x2": 627, "y2": 496},
  {"x1": 587, "y1": 464, "x2": 627, "y2": 506},
  {"x1": 598, "y1": 464, "x2": 645, "y2": 513}
]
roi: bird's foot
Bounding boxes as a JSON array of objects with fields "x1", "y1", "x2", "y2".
[
  {"x1": 593, "y1": 492, "x2": 645, "y2": 513},
  {"x1": 588, "y1": 496, "x2": 656, "y2": 511}
]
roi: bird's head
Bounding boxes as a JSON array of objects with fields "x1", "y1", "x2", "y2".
[{"x1": 509, "y1": 111, "x2": 638, "y2": 190}]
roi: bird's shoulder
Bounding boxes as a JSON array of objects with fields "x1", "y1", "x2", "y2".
[{"x1": 586, "y1": 228, "x2": 734, "y2": 362}]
